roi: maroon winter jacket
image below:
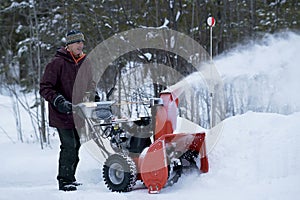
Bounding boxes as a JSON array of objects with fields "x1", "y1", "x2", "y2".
[{"x1": 40, "y1": 47, "x2": 94, "y2": 129}]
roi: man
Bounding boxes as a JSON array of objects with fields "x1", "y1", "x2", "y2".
[{"x1": 40, "y1": 30, "x2": 93, "y2": 191}]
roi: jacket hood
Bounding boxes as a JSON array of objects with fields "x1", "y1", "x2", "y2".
[{"x1": 55, "y1": 47, "x2": 74, "y2": 63}]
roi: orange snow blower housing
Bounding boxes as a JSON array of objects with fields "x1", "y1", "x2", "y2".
[{"x1": 139, "y1": 91, "x2": 209, "y2": 193}]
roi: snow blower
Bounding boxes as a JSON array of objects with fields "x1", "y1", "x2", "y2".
[{"x1": 75, "y1": 89, "x2": 209, "y2": 194}]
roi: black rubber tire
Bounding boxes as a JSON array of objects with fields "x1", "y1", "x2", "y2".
[{"x1": 102, "y1": 153, "x2": 137, "y2": 192}]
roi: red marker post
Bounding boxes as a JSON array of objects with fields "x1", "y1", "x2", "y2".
[
  {"x1": 207, "y1": 16, "x2": 215, "y2": 129},
  {"x1": 207, "y1": 16, "x2": 215, "y2": 61}
]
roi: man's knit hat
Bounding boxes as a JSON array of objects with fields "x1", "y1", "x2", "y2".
[{"x1": 66, "y1": 30, "x2": 85, "y2": 45}]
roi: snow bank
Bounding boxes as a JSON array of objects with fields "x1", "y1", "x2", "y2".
[{"x1": 205, "y1": 111, "x2": 300, "y2": 199}]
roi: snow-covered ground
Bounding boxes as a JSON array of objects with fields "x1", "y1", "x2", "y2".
[{"x1": 0, "y1": 31, "x2": 300, "y2": 200}]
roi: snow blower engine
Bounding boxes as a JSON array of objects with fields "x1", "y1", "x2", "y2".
[{"x1": 75, "y1": 90, "x2": 209, "y2": 194}]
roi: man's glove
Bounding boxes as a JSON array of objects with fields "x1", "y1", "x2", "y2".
[
  {"x1": 95, "y1": 91, "x2": 101, "y2": 102},
  {"x1": 53, "y1": 94, "x2": 72, "y2": 114}
]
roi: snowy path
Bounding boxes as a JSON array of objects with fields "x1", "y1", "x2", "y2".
[{"x1": 1, "y1": 112, "x2": 300, "y2": 200}]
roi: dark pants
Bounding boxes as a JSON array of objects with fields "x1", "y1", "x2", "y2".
[{"x1": 56, "y1": 128, "x2": 81, "y2": 183}]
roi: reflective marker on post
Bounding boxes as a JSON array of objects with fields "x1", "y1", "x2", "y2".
[
  {"x1": 207, "y1": 16, "x2": 216, "y2": 27},
  {"x1": 207, "y1": 16, "x2": 215, "y2": 129},
  {"x1": 206, "y1": 16, "x2": 215, "y2": 60}
]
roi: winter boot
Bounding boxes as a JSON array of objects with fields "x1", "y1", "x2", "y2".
[
  {"x1": 72, "y1": 181, "x2": 82, "y2": 186},
  {"x1": 59, "y1": 181, "x2": 77, "y2": 191}
]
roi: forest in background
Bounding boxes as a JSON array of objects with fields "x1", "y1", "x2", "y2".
[
  {"x1": 0, "y1": 0, "x2": 299, "y2": 146},
  {"x1": 1, "y1": 0, "x2": 299, "y2": 88}
]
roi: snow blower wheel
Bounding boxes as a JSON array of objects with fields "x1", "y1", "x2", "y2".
[{"x1": 103, "y1": 154, "x2": 137, "y2": 192}]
